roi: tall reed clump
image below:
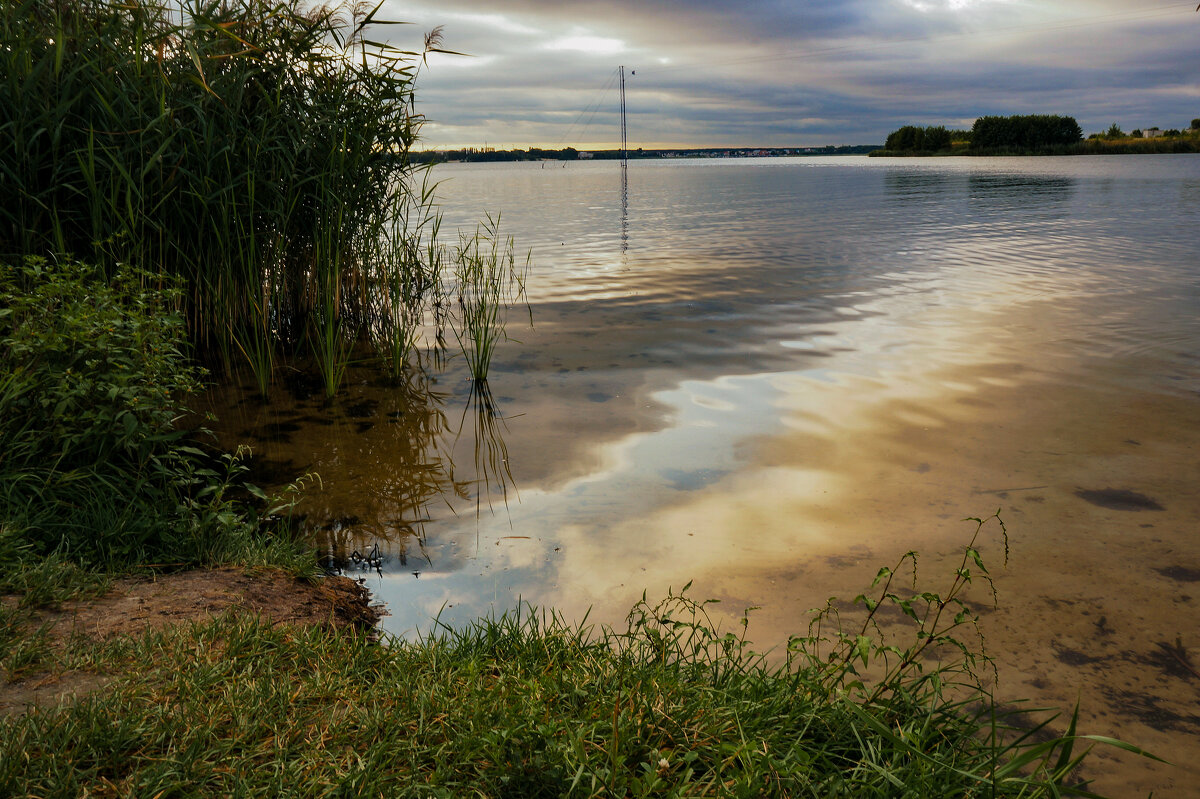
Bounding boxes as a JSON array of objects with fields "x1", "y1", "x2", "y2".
[{"x1": 0, "y1": 0, "x2": 493, "y2": 398}]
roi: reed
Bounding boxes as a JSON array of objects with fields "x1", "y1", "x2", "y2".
[
  {"x1": 451, "y1": 214, "x2": 530, "y2": 383},
  {"x1": 368, "y1": 172, "x2": 449, "y2": 383},
  {"x1": 0, "y1": 0, "x2": 495, "y2": 396}
]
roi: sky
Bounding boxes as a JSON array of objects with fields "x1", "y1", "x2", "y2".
[{"x1": 372, "y1": 0, "x2": 1200, "y2": 150}]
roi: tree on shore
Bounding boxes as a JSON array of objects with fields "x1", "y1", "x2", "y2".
[
  {"x1": 971, "y1": 115, "x2": 1082, "y2": 149},
  {"x1": 884, "y1": 125, "x2": 952, "y2": 152}
]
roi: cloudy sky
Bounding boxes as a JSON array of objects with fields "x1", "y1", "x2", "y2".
[{"x1": 373, "y1": 0, "x2": 1200, "y2": 149}]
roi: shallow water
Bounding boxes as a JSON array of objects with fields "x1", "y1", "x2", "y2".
[{"x1": 203, "y1": 155, "x2": 1200, "y2": 793}]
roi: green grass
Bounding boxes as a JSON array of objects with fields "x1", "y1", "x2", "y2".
[
  {"x1": 0, "y1": 560, "x2": 1152, "y2": 796},
  {"x1": 0, "y1": 516, "x2": 1157, "y2": 797}
]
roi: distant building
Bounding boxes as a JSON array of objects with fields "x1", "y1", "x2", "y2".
[
  {"x1": 1143, "y1": 127, "x2": 1163, "y2": 138},
  {"x1": 577, "y1": 151, "x2": 594, "y2": 159}
]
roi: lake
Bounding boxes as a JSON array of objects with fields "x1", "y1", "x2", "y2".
[{"x1": 203, "y1": 155, "x2": 1200, "y2": 793}]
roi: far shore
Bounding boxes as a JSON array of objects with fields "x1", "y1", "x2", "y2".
[{"x1": 870, "y1": 138, "x2": 1200, "y2": 157}]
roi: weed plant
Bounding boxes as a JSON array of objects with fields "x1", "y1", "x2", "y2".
[
  {"x1": 0, "y1": 257, "x2": 310, "y2": 579},
  {"x1": 0, "y1": 515, "x2": 1151, "y2": 797},
  {"x1": 0, "y1": 0, "x2": 518, "y2": 396}
]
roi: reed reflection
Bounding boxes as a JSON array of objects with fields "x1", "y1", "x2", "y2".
[
  {"x1": 455, "y1": 380, "x2": 517, "y2": 519},
  {"x1": 206, "y1": 358, "x2": 518, "y2": 579},
  {"x1": 884, "y1": 170, "x2": 956, "y2": 199},
  {"x1": 303, "y1": 363, "x2": 455, "y2": 575},
  {"x1": 314, "y1": 377, "x2": 519, "y2": 578}
]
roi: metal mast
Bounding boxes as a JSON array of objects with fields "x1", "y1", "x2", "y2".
[
  {"x1": 619, "y1": 65, "x2": 628, "y2": 163},
  {"x1": 618, "y1": 65, "x2": 629, "y2": 256}
]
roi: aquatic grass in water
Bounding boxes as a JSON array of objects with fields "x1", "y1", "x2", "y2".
[
  {"x1": 0, "y1": 515, "x2": 1154, "y2": 796},
  {"x1": 452, "y1": 214, "x2": 530, "y2": 382},
  {"x1": 371, "y1": 179, "x2": 447, "y2": 383}
]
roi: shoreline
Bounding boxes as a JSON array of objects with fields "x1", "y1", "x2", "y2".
[{"x1": 871, "y1": 139, "x2": 1200, "y2": 157}]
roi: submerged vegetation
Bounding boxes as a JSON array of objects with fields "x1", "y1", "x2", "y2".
[{"x1": 0, "y1": 0, "x2": 526, "y2": 397}]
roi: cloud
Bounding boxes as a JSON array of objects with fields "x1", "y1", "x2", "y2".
[
  {"x1": 544, "y1": 33, "x2": 626, "y2": 55},
  {"x1": 375, "y1": 0, "x2": 1200, "y2": 148},
  {"x1": 899, "y1": 0, "x2": 1014, "y2": 12}
]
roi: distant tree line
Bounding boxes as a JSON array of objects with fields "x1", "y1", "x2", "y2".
[
  {"x1": 971, "y1": 115, "x2": 1082, "y2": 149},
  {"x1": 411, "y1": 147, "x2": 582, "y2": 164},
  {"x1": 878, "y1": 114, "x2": 1083, "y2": 155},
  {"x1": 1095, "y1": 120, "x2": 1200, "y2": 140},
  {"x1": 884, "y1": 125, "x2": 951, "y2": 153},
  {"x1": 414, "y1": 145, "x2": 881, "y2": 163}
]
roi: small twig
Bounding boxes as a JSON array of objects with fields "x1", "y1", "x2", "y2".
[{"x1": 1157, "y1": 637, "x2": 1200, "y2": 681}]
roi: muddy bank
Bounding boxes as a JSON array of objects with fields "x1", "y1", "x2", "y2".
[{"x1": 0, "y1": 568, "x2": 380, "y2": 716}]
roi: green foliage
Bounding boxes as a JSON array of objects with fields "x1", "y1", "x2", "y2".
[
  {"x1": 971, "y1": 115, "x2": 1083, "y2": 150},
  {"x1": 1105, "y1": 123, "x2": 1125, "y2": 139},
  {"x1": 884, "y1": 124, "x2": 952, "y2": 153},
  {"x1": 0, "y1": 0, "x2": 495, "y2": 395},
  {"x1": 0, "y1": 257, "x2": 307, "y2": 571},
  {"x1": 0, "y1": 516, "x2": 1152, "y2": 796},
  {"x1": 1076, "y1": 137, "x2": 1200, "y2": 155}
]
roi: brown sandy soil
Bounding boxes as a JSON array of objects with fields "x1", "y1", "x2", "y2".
[{"x1": 0, "y1": 567, "x2": 380, "y2": 716}]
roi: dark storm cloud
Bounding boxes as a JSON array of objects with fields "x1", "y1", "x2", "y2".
[{"x1": 374, "y1": 0, "x2": 1200, "y2": 148}]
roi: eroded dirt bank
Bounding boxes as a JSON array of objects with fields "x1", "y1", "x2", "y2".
[{"x1": 0, "y1": 568, "x2": 379, "y2": 715}]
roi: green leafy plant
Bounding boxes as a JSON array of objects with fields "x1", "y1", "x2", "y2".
[{"x1": 0, "y1": 256, "x2": 306, "y2": 572}]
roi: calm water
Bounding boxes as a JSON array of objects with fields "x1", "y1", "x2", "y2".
[{"x1": 205, "y1": 155, "x2": 1200, "y2": 793}]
